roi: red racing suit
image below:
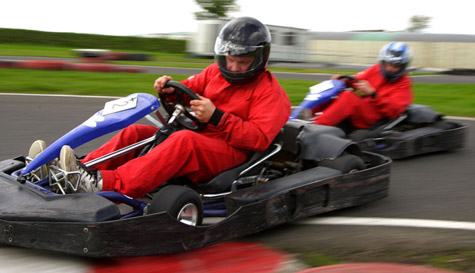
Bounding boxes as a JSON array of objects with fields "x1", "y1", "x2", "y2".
[
  {"x1": 82, "y1": 63, "x2": 291, "y2": 198},
  {"x1": 313, "y1": 63, "x2": 413, "y2": 128}
]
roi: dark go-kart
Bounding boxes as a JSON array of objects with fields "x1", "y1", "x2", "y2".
[
  {"x1": 0, "y1": 82, "x2": 391, "y2": 257},
  {"x1": 290, "y1": 75, "x2": 469, "y2": 159}
]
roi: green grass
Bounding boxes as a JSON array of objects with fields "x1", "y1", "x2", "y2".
[
  {"x1": 0, "y1": 44, "x2": 77, "y2": 58},
  {"x1": 411, "y1": 83, "x2": 475, "y2": 116},
  {"x1": 424, "y1": 251, "x2": 475, "y2": 272},
  {"x1": 1, "y1": 68, "x2": 474, "y2": 117},
  {"x1": 0, "y1": 69, "x2": 188, "y2": 96},
  {"x1": 297, "y1": 250, "x2": 475, "y2": 273},
  {"x1": 1, "y1": 44, "x2": 434, "y2": 75},
  {"x1": 302, "y1": 253, "x2": 342, "y2": 267},
  {"x1": 0, "y1": 43, "x2": 213, "y2": 64},
  {"x1": 1, "y1": 44, "x2": 474, "y2": 117}
]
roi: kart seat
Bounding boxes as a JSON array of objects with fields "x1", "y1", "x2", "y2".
[
  {"x1": 192, "y1": 130, "x2": 284, "y2": 194},
  {"x1": 405, "y1": 104, "x2": 442, "y2": 123},
  {"x1": 349, "y1": 104, "x2": 442, "y2": 142}
]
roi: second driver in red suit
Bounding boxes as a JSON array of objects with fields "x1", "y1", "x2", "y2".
[{"x1": 312, "y1": 42, "x2": 414, "y2": 129}]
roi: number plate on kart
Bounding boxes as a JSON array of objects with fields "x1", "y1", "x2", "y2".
[
  {"x1": 103, "y1": 94, "x2": 138, "y2": 115},
  {"x1": 309, "y1": 80, "x2": 334, "y2": 94}
]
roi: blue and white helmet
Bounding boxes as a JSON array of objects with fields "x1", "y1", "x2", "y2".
[{"x1": 378, "y1": 42, "x2": 413, "y2": 80}]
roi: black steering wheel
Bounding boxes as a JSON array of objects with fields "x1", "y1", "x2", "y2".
[
  {"x1": 159, "y1": 81, "x2": 207, "y2": 132},
  {"x1": 337, "y1": 75, "x2": 356, "y2": 82}
]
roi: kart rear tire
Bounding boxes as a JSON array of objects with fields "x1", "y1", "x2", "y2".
[
  {"x1": 148, "y1": 185, "x2": 203, "y2": 226},
  {"x1": 319, "y1": 154, "x2": 366, "y2": 173}
]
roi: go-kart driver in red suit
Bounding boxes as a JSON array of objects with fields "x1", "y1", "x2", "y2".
[
  {"x1": 312, "y1": 42, "x2": 414, "y2": 129},
  {"x1": 29, "y1": 17, "x2": 291, "y2": 199}
]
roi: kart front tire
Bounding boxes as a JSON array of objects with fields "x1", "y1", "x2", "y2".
[
  {"x1": 148, "y1": 185, "x2": 203, "y2": 226},
  {"x1": 319, "y1": 154, "x2": 366, "y2": 173}
]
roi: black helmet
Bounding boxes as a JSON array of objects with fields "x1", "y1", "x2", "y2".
[{"x1": 214, "y1": 17, "x2": 271, "y2": 83}]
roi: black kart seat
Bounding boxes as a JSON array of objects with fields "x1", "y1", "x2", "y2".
[
  {"x1": 350, "y1": 104, "x2": 442, "y2": 142},
  {"x1": 405, "y1": 104, "x2": 442, "y2": 124},
  {"x1": 194, "y1": 142, "x2": 282, "y2": 194}
]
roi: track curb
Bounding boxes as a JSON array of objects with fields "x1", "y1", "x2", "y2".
[{"x1": 0, "y1": 59, "x2": 142, "y2": 73}]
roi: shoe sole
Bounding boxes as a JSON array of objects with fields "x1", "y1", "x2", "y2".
[
  {"x1": 60, "y1": 145, "x2": 79, "y2": 191},
  {"x1": 28, "y1": 140, "x2": 49, "y2": 179}
]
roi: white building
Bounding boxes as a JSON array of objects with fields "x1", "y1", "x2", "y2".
[{"x1": 186, "y1": 19, "x2": 309, "y2": 62}]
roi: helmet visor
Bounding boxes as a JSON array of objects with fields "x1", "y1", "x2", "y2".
[
  {"x1": 214, "y1": 37, "x2": 264, "y2": 56},
  {"x1": 379, "y1": 42, "x2": 412, "y2": 65}
]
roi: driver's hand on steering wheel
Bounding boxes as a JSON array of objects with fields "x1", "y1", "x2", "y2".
[
  {"x1": 190, "y1": 94, "x2": 216, "y2": 123},
  {"x1": 354, "y1": 80, "x2": 376, "y2": 96},
  {"x1": 154, "y1": 75, "x2": 175, "y2": 94}
]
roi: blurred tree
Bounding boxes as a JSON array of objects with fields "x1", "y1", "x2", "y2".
[
  {"x1": 407, "y1": 15, "x2": 431, "y2": 32},
  {"x1": 194, "y1": 0, "x2": 240, "y2": 19}
]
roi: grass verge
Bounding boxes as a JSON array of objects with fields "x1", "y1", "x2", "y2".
[
  {"x1": 1, "y1": 68, "x2": 474, "y2": 117},
  {"x1": 297, "y1": 249, "x2": 475, "y2": 272}
]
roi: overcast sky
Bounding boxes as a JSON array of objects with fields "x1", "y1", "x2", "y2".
[{"x1": 1, "y1": 0, "x2": 472, "y2": 36}]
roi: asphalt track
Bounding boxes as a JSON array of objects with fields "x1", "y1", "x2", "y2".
[{"x1": 0, "y1": 70, "x2": 474, "y2": 271}]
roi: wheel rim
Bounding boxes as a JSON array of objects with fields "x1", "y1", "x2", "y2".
[{"x1": 177, "y1": 203, "x2": 199, "y2": 226}]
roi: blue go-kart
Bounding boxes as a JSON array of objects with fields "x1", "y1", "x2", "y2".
[
  {"x1": 0, "y1": 81, "x2": 391, "y2": 257},
  {"x1": 290, "y1": 75, "x2": 469, "y2": 159}
]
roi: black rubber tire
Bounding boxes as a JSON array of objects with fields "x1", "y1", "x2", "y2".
[
  {"x1": 148, "y1": 185, "x2": 203, "y2": 226},
  {"x1": 319, "y1": 154, "x2": 366, "y2": 173}
]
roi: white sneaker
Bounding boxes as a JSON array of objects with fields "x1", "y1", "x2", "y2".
[
  {"x1": 27, "y1": 140, "x2": 49, "y2": 181},
  {"x1": 59, "y1": 145, "x2": 102, "y2": 193},
  {"x1": 59, "y1": 145, "x2": 79, "y2": 191}
]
